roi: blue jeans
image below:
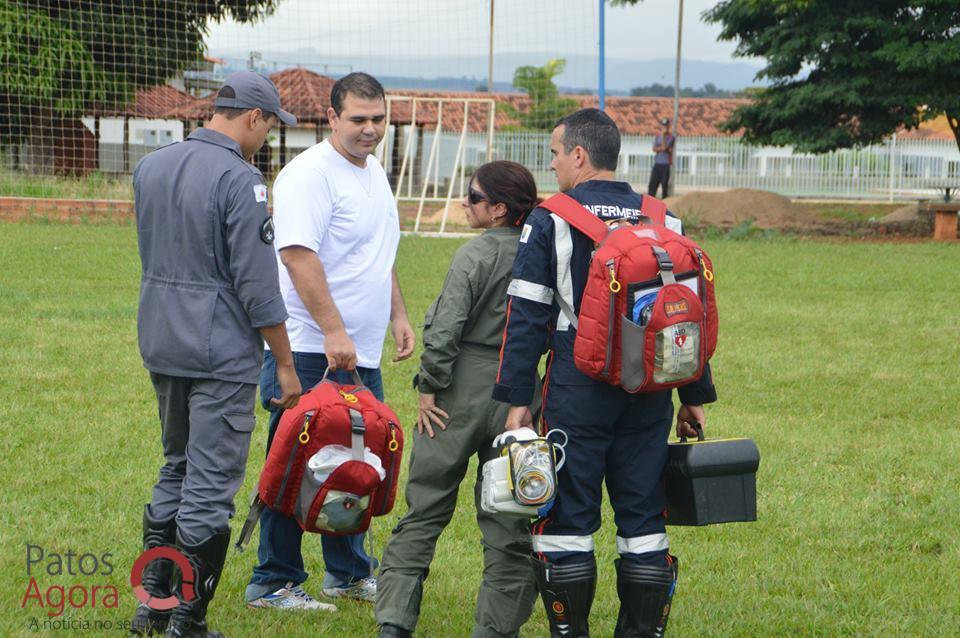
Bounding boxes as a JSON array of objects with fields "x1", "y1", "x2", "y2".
[{"x1": 246, "y1": 351, "x2": 384, "y2": 601}]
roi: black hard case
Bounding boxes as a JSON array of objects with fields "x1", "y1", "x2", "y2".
[{"x1": 663, "y1": 431, "x2": 760, "y2": 526}]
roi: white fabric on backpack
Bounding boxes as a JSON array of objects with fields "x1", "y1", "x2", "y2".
[{"x1": 307, "y1": 444, "x2": 387, "y2": 484}]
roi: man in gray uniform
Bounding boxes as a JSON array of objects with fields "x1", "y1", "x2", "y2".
[{"x1": 131, "y1": 72, "x2": 302, "y2": 638}]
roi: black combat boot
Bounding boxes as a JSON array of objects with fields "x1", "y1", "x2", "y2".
[
  {"x1": 130, "y1": 506, "x2": 178, "y2": 636},
  {"x1": 613, "y1": 555, "x2": 678, "y2": 638},
  {"x1": 378, "y1": 624, "x2": 412, "y2": 637},
  {"x1": 163, "y1": 529, "x2": 230, "y2": 638},
  {"x1": 532, "y1": 555, "x2": 597, "y2": 638}
]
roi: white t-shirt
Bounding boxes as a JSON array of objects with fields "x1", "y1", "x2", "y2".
[{"x1": 271, "y1": 140, "x2": 400, "y2": 367}]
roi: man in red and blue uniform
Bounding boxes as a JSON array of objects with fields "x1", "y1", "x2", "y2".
[{"x1": 493, "y1": 108, "x2": 716, "y2": 637}]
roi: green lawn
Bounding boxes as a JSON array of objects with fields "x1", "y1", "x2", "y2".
[
  {"x1": 1, "y1": 224, "x2": 958, "y2": 637},
  {"x1": 0, "y1": 170, "x2": 134, "y2": 201}
]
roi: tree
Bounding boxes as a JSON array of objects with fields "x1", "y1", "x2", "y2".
[
  {"x1": 630, "y1": 83, "x2": 675, "y2": 97},
  {"x1": 505, "y1": 58, "x2": 579, "y2": 130},
  {"x1": 703, "y1": 1, "x2": 960, "y2": 153},
  {"x1": 0, "y1": 1, "x2": 279, "y2": 146},
  {"x1": 629, "y1": 83, "x2": 742, "y2": 98}
]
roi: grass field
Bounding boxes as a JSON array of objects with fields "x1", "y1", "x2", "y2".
[{"x1": 1, "y1": 223, "x2": 958, "y2": 637}]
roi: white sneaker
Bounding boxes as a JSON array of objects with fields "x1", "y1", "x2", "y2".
[
  {"x1": 247, "y1": 582, "x2": 337, "y2": 611},
  {"x1": 321, "y1": 576, "x2": 377, "y2": 603}
]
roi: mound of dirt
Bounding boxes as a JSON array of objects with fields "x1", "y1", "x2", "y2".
[
  {"x1": 665, "y1": 188, "x2": 819, "y2": 228},
  {"x1": 424, "y1": 203, "x2": 470, "y2": 227},
  {"x1": 880, "y1": 203, "x2": 921, "y2": 223},
  {"x1": 426, "y1": 188, "x2": 821, "y2": 230}
]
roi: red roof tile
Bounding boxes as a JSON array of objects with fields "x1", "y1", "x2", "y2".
[
  {"x1": 163, "y1": 68, "x2": 337, "y2": 122},
  {"x1": 119, "y1": 68, "x2": 958, "y2": 144},
  {"x1": 133, "y1": 85, "x2": 198, "y2": 118},
  {"x1": 269, "y1": 67, "x2": 336, "y2": 122},
  {"x1": 95, "y1": 85, "x2": 198, "y2": 118},
  {"x1": 384, "y1": 90, "x2": 747, "y2": 136}
]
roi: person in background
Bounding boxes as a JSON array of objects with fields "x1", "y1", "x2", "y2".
[
  {"x1": 376, "y1": 161, "x2": 542, "y2": 638},
  {"x1": 648, "y1": 117, "x2": 675, "y2": 199}
]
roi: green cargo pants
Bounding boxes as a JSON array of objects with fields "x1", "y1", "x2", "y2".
[{"x1": 376, "y1": 347, "x2": 540, "y2": 637}]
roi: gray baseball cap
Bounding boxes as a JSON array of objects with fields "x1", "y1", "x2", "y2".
[{"x1": 214, "y1": 71, "x2": 297, "y2": 126}]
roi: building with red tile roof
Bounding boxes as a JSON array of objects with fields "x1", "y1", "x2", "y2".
[{"x1": 110, "y1": 67, "x2": 955, "y2": 143}]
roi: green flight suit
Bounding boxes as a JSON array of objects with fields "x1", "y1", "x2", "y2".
[{"x1": 376, "y1": 226, "x2": 541, "y2": 637}]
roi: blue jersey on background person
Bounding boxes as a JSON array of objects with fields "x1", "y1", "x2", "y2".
[{"x1": 494, "y1": 108, "x2": 716, "y2": 638}]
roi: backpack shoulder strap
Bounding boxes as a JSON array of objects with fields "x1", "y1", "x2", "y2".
[
  {"x1": 539, "y1": 193, "x2": 609, "y2": 244},
  {"x1": 640, "y1": 194, "x2": 668, "y2": 226}
]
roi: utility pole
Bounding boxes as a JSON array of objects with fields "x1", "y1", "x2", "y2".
[
  {"x1": 487, "y1": 0, "x2": 495, "y2": 93},
  {"x1": 599, "y1": 0, "x2": 606, "y2": 110},
  {"x1": 672, "y1": 0, "x2": 684, "y2": 131}
]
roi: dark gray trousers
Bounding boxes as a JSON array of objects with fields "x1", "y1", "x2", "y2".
[
  {"x1": 648, "y1": 164, "x2": 671, "y2": 199},
  {"x1": 148, "y1": 372, "x2": 257, "y2": 544}
]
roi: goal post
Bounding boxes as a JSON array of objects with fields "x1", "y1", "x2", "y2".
[{"x1": 379, "y1": 95, "x2": 496, "y2": 234}]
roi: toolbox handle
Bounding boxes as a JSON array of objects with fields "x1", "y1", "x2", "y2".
[{"x1": 679, "y1": 422, "x2": 705, "y2": 443}]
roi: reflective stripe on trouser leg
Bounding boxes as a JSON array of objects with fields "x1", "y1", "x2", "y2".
[
  {"x1": 532, "y1": 535, "x2": 595, "y2": 554},
  {"x1": 616, "y1": 533, "x2": 669, "y2": 556}
]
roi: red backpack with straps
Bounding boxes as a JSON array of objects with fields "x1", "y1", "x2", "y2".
[
  {"x1": 236, "y1": 371, "x2": 403, "y2": 550},
  {"x1": 538, "y1": 193, "x2": 718, "y2": 393}
]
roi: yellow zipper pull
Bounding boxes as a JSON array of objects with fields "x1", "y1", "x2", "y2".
[
  {"x1": 608, "y1": 265, "x2": 621, "y2": 293},
  {"x1": 697, "y1": 251, "x2": 714, "y2": 282},
  {"x1": 298, "y1": 413, "x2": 312, "y2": 444}
]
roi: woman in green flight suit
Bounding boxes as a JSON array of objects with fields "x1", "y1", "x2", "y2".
[{"x1": 376, "y1": 161, "x2": 542, "y2": 638}]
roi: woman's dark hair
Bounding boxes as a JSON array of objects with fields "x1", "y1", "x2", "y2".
[{"x1": 472, "y1": 160, "x2": 541, "y2": 227}]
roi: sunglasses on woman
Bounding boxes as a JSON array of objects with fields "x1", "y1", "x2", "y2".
[{"x1": 467, "y1": 187, "x2": 488, "y2": 205}]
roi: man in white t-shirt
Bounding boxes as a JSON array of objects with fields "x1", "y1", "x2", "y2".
[{"x1": 245, "y1": 72, "x2": 416, "y2": 612}]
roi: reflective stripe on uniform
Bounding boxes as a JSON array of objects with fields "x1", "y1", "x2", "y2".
[
  {"x1": 616, "y1": 533, "x2": 669, "y2": 555},
  {"x1": 550, "y1": 213, "x2": 575, "y2": 332},
  {"x1": 507, "y1": 278, "x2": 553, "y2": 305},
  {"x1": 532, "y1": 534, "x2": 595, "y2": 553}
]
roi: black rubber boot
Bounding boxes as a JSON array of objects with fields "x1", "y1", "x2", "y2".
[
  {"x1": 378, "y1": 624, "x2": 412, "y2": 638},
  {"x1": 532, "y1": 555, "x2": 597, "y2": 638},
  {"x1": 130, "y1": 506, "x2": 177, "y2": 636},
  {"x1": 163, "y1": 529, "x2": 230, "y2": 638},
  {"x1": 613, "y1": 555, "x2": 678, "y2": 638}
]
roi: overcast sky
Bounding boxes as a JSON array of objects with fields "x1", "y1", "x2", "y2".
[{"x1": 205, "y1": 0, "x2": 742, "y2": 65}]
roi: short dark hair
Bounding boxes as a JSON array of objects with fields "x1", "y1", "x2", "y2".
[
  {"x1": 330, "y1": 72, "x2": 385, "y2": 115},
  {"x1": 555, "y1": 108, "x2": 621, "y2": 171},
  {"x1": 472, "y1": 161, "x2": 540, "y2": 226},
  {"x1": 213, "y1": 106, "x2": 276, "y2": 122}
]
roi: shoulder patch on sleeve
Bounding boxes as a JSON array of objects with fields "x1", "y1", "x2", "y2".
[
  {"x1": 253, "y1": 183, "x2": 268, "y2": 203},
  {"x1": 520, "y1": 223, "x2": 533, "y2": 243},
  {"x1": 260, "y1": 217, "x2": 275, "y2": 244}
]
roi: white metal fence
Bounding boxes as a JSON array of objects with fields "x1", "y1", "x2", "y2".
[{"x1": 486, "y1": 131, "x2": 960, "y2": 201}]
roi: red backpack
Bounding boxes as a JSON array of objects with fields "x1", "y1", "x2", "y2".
[
  {"x1": 236, "y1": 371, "x2": 403, "y2": 549},
  {"x1": 538, "y1": 193, "x2": 718, "y2": 393}
]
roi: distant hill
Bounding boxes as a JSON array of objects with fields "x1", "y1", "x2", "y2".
[{"x1": 212, "y1": 50, "x2": 764, "y2": 93}]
